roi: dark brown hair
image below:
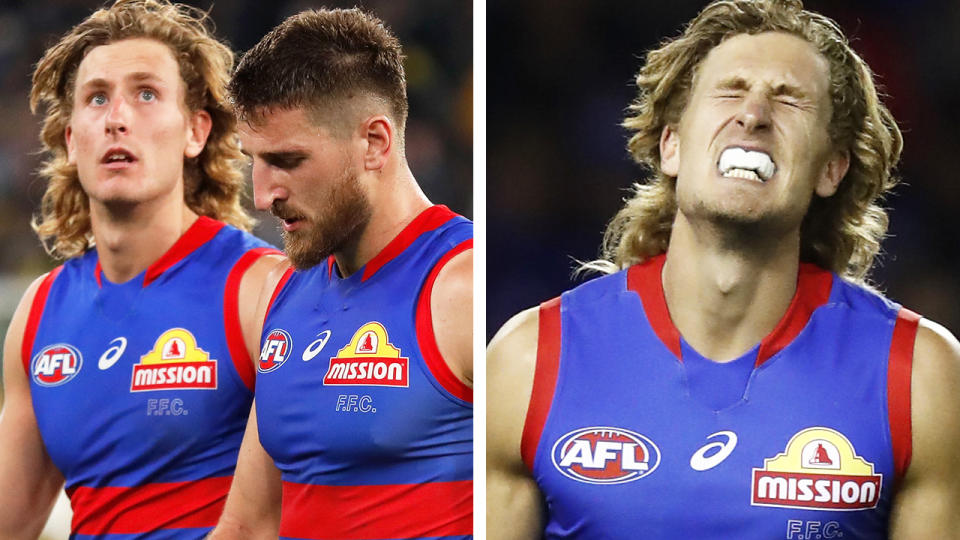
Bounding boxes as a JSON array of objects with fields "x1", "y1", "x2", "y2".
[{"x1": 229, "y1": 8, "x2": 408, "y2": 134}]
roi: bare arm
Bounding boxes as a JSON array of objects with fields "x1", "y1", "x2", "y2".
[
  {"x1": 208, "y1": 404, "x2": 282, "y2": 539},
  {"x1": 0, "y1": 275, "x2": 65, "y2": 538},
  {"x1": 431, "y1": 248, "x2": 473, "y2": 387},
  {"x1": 889, "y1": 319, "x2": 960, "y2": 539},
  {"x1": 487, "y1": 307, "x2": 545, "y2": 539},
  {"x1": 209, "y1": 254, "x2": 288, "y2": 538}
]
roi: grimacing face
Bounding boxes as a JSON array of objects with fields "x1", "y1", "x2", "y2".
[
  {"x1": 660, "y1": 31, "x2": 849, "y2": 235},
  {"x1": 66, "y1": 38, "x2": 210, "y2": 210},
  {"x1": 239, "y1": 106, "x2": 371, "y2": 270}
]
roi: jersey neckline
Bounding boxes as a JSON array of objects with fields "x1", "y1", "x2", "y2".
[
  {"x1": 93, "y1": 216, "x2": 225, "y2": 288},
  {"x1": 626, "y1": 253, "x2": 834, "y2": 367}
]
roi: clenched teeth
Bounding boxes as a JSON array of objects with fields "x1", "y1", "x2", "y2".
[{"x1": 718, "y1": 147, "x2": 775, "y2": 181}]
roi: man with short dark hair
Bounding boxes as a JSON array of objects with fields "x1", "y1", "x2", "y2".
[{"x1": 211, "y1": 8, "x2": 473, "y2": 540}]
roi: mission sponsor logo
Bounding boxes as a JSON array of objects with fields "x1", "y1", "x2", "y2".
[
  {"x1": 752, "y1": 427, "x2": 882, "y2": 511},
  {"x1": 259, "y1": 329, "x2": 293, "y2": 373},
  {"x1": 552, "y1": 426, "x2": 661, "y2": 484},
  {"x1": 130, "y1": 329, "x2": 217, "y2": 392},
  {"x1": 322, "y1": 322, "x2": 409, "y2": 387},
  {"x1": 32, "y1": 344, "x2": 83, "y2": 387}
]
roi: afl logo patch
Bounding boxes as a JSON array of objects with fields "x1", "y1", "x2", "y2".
[
  {"x1": 32, "y1": 344, "x2": 83, "y2": 387},
  {"x1": 552, "y1": 426, "x2": 660, "y2": 484},
  {"x1": 259, "y1": 329, "x2": 292, "y2": 373}
]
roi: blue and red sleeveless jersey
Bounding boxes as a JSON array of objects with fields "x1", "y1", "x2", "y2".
[
  {"x1": 524, "y1": 254, "x2": 918, "y2": 539},
  {"x1": 256, "y1": 205, "x2": 473, "y2": 540},
  {"x1": 22, "y1": 216, "x2": 277, "y2": 539}
]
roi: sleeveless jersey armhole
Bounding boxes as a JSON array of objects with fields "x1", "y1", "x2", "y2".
[
  {"x1": 415, "y1": 239, "x2": 473, "y2": 404},
  {"x1": 21, "y1": 266, "x2": 64, "y2": 374},
  {"x1": 520, "y1": 296, "x2": 562, "y2": 474},
  {"x1": 888, "y1": 307, "x2": 920, "y2": 486},
  {"x1": 223, "y1": 247, "x2": 283, "y2": 392},
  {"x1": 264, "y1": 266, "x2": 296, "y2": 323}
]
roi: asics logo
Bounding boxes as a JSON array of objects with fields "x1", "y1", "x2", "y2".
[
  {"x1": 98, "y1": 337, "x2": 127, "y2": 370},
  {"x1": 302, "y1": 330, "x2": 332, "y2": 361},
  {"x1": 690, "y1": 430, "x2": 738, "y2": 471}
]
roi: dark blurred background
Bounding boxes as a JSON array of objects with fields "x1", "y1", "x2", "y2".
[
  {"x1": 0, "y1": 0, "x2": 472, "y2": 335},
  {"x1": 488, "y1": 0, "x2": 960, "y2": 339}
]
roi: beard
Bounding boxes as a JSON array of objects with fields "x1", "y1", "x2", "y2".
[{"x1": 274, "y1": 166, "x2": 372, "y2": 270}]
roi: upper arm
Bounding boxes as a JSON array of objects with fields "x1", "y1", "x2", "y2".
[
  {"x1": 210, "y1": 402, "x2": 282, "y2": 539},
  {"x1": 0, "y1": 274, "x2": 65, "y2": 536},
  {"x1": 486, "y1": 307, "x2": 545, "y2": 540},
  {"x1": 236, "y1": 253, "x2": 290, "y2": 364},
  {"x1": 889, "y1": 319, "x2": 960, "y2": 539},
  {"x1": 429, "y1": 248, "x2": 473, "y2": 386}
]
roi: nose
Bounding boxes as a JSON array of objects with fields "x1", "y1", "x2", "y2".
[
  {"x1": 104, "y1": 95, "x2": 129, "y2": 135},
  {"x1": 735, "y1": 93, "x2": 771, "y2": 133},
  {"x1": 251, "y1": 160, "x2": 289, "y2": 211}
]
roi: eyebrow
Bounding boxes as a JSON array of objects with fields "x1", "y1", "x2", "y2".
[
  {"x1": 714, "y1": 76, "x2": 808, "y2": 99},
  {"x1": 77, "y1": 72, "x2": 168, "y2": 91}
]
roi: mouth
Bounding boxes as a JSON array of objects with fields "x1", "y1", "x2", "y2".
[
  {"x1": 101, "y1": 148, "x2": 137, "y2": 168},
  {"x1": 271, "y1": 206, "x2": 307, "y2": 232},
  {"x1": 717, "y1": 146, "x2": 776, "y2": 182}
]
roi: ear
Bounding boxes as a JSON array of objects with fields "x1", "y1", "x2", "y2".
[
  {"x1": 361, "y1": 115, "x2": 392, "y2": 172},
  {"x1": 660, "y1": 124, "x2": 680, "y2": 177},
  {"x1": 184, "y1": 109, "x2": 212, "y2": 159},
  {"x1": 65, "y1": 125, "x2": 77, "y2": 166},
  {"x1": 814, "y1": 149, "x2": 850, "y2": 197}
]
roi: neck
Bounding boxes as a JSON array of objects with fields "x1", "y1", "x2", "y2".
[
  {"x1": 91, "y1": 198, "x2": 198, "y2": 284},
  {"x1": 334, "y1": 160, "x2": 430, "y2": 277},
  {"x1": 661, "y1": 211, "x2": 801, "y2": 362}
]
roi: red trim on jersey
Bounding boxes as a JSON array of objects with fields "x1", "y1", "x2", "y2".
[
  {"x1": 223, "y1": 247, "x2": 283, "y2": 392},
  {"x1": 21, "y1": 267, "x2": 63, "y2": 374},
  {"x1": 94, "y1": 262, "x2": 103, "y2": 288},
  {"x1": 264, "y1": 266, "x2": 295, "y2": 322},
  {"x1": 627, "y1": 255, "x2": 833, "y2": 366},
  {"x1": 627, "y1": 254, "x2": 681, "y2": 359},
  {"x1": 68, "y1": 476, "x2": 231, "y2": 534},
  {"x1": 754, "y1": 264, "x2": 834, "y2": 367},
  {"x1": 142, "y1": 216, "x2": 225, "y2": 287},
  {"x1": 279, "y1": 480, "x2": 472, "y2": 539},
  {"x1": 361, "y1": 205, "x2": 458, "y2": 282},
  {"x1": 521, "y1": 297, "x2": 562, "y2": 473},
  {"x1": 327, "y1": 255, "x2": 335, "y2": 279},
  {"x1": 415, "y1": 239, "x2": 473, "y2": 403},
  {"x1": 888, "y1": 308, "x2": 920, "y2": 485}
]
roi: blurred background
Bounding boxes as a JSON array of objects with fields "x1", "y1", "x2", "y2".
[
  {"x1": 0, "y1": 0, "x2": 470, "y2": 536},
  {"x1": 488, "y1": 0, "x2": 960, "y2": 339}
]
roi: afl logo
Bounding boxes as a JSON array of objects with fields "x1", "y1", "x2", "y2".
[
  {"x1": 552, "y1": 426, "x2": 660, "y2": 484},
  {"x1": 259, "y1": 329, "x2": 292, "y2": 373},
  {"x1": 32, "y1": 344, "x2": 83, "y2": 387}
]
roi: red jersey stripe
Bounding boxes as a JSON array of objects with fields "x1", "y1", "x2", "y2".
[
  {"x1": 521, "y1": 296, "x2": 562, "y2": 473},
  {"x1": 21, "y1": 266, "x2": 63, "y2": 374},
  {"x1": 362, "y1": 205, "x2": 458, "y2": 282},
  {"x1": 69, "y1": 476, "x2": 231, "y2": 534},
  {"x1": 415, "y1": 239, "x2": 473, "y2": 403},
  {"x1": 755, "y1": 264, "x2": 833, "y2": 367},
  {"x1": 279, "y1": 480, "x2": 473, "y2": 539},
  {"x1": 627, "y1": 255, "x2": 681, "y2": 359},
  {"x1": 888, "y1": 307, "x2": 920, "y2": 486},
  {"x1": 143, "y1": 216, "x2": 224, "y2": 287},
  {"x1": 265, "y1": 266, "x2": 296, "y2": 322},
  {"x1": 224, "y1": 247, "x2": 283, "y2": 391}
]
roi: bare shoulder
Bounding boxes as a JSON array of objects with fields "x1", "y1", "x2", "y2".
[
  {"x1": 487, "y1": 306, "x2": 541, "y2": 463},
  {"x1": 888, "y1": 318, "x2": 960, "y2": 539},
  {"x1": 236, "y1": 253, "x2": 290, "y2": 361},
  {"x1": 910, "y1": 319, "x2": 960, "y2": 460},
  {"x1": 429, "y1": 247, "x2": 473, "y2": 385},
  {"x1": 4, "y1": 273, "x2": 52, "y2": 366}
]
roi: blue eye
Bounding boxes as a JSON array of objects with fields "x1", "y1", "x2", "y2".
[
  {"x1": 140, "y1": 89, "x2": 156, "y2": 101},
  {"x1": 90, "y1": 93, "x2": 107, "y2": 106}
]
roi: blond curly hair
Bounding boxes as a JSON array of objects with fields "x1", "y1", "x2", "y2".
[
  {"x1": 30, "y1": 0, "x2": 253, "y2": 259},
  {"x1": 586, "y1": 0, "x2": 902, "y2": 282}
]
